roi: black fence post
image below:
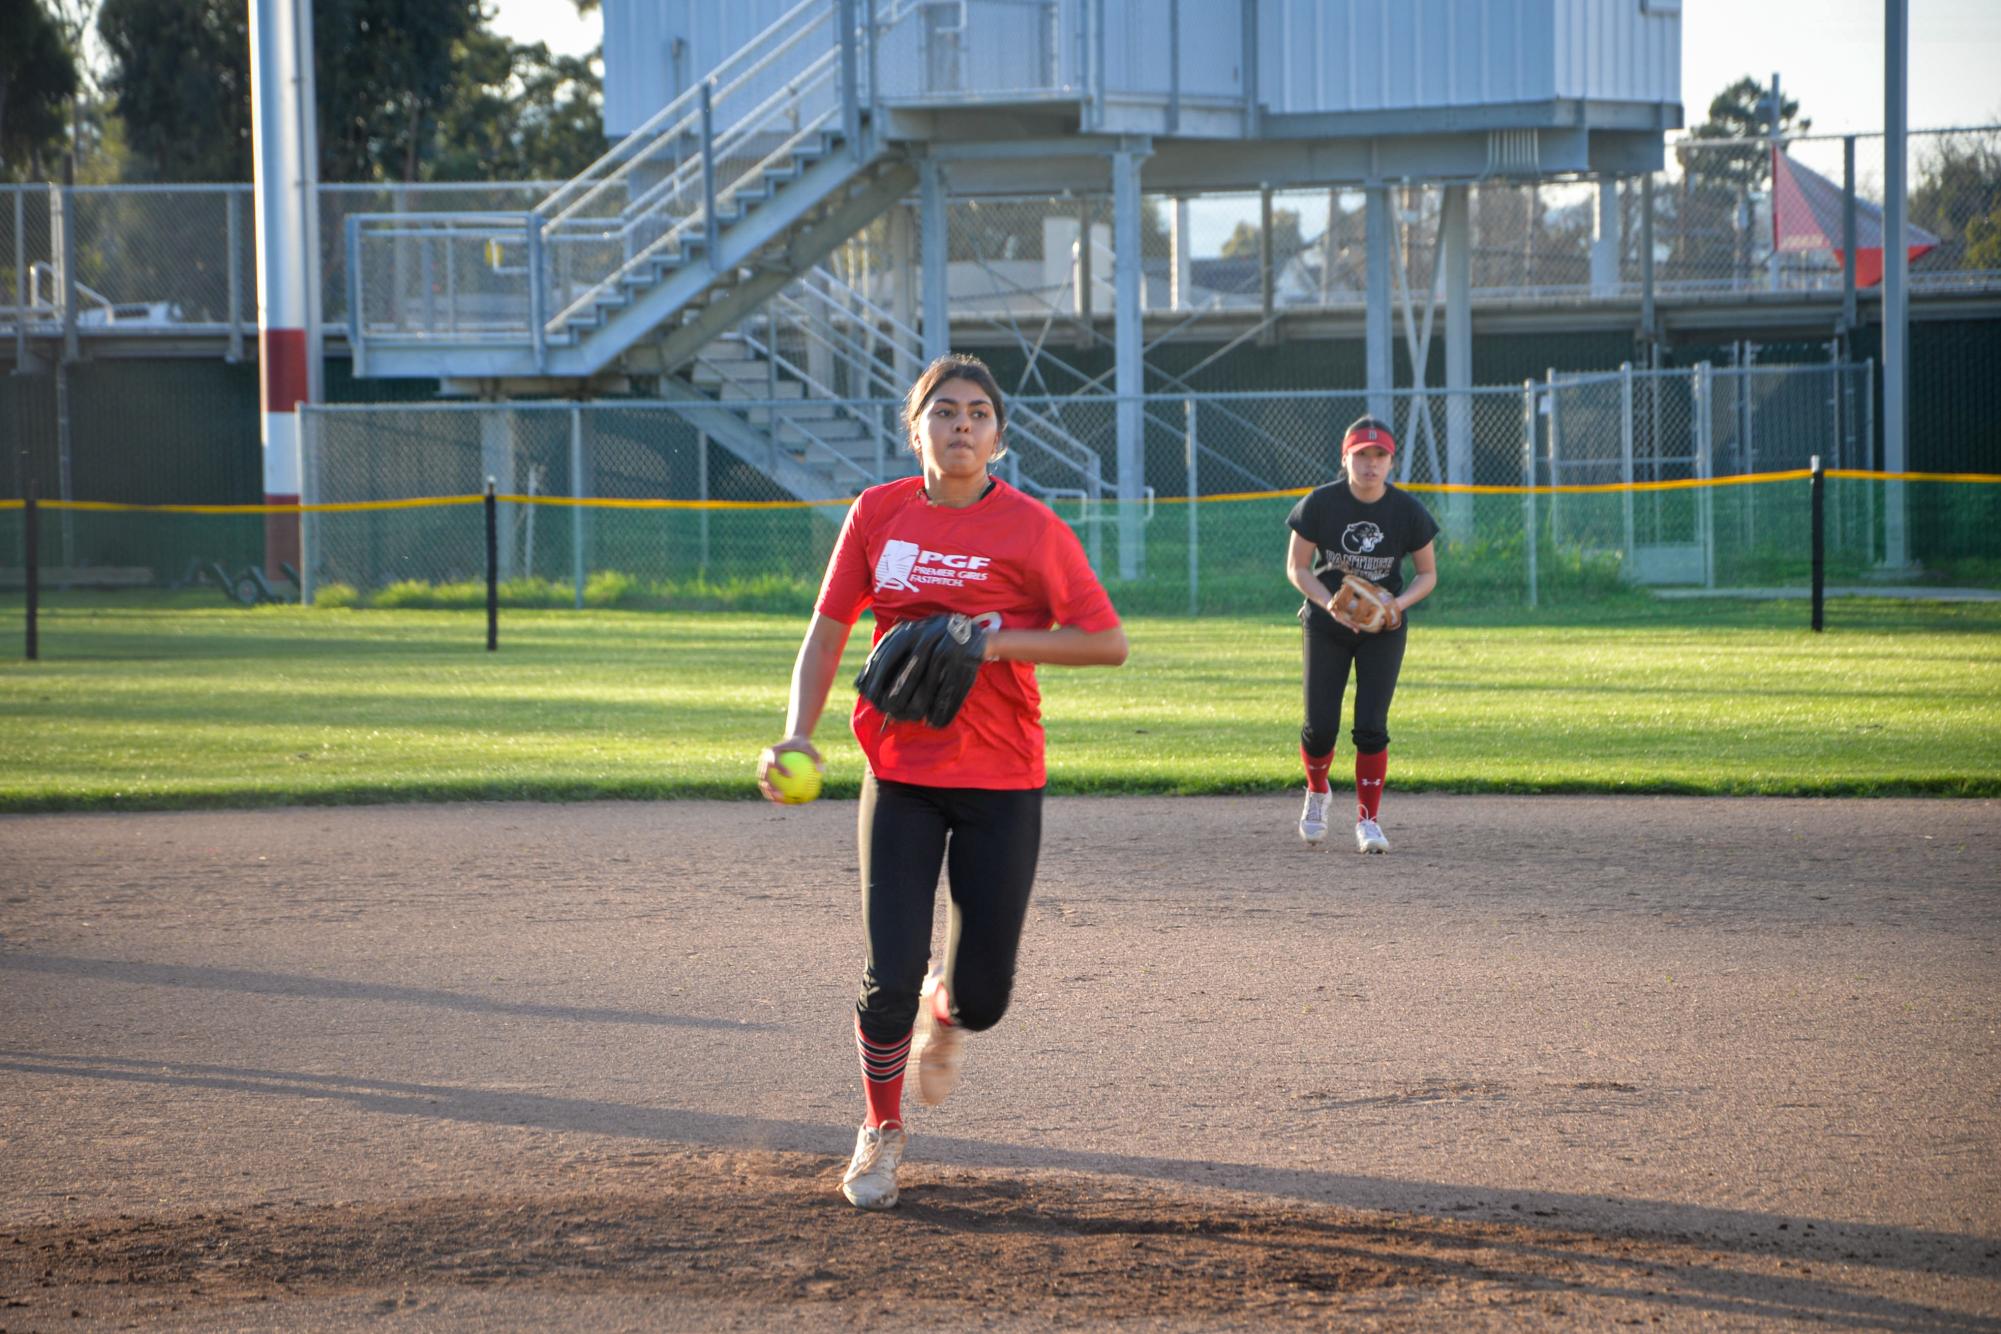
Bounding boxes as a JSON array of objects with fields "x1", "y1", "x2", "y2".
[
  {"x1": 24, "y1": 479, "x2": 39, "y2": 662},
  {"x1": 485, "y1": 478, "x2": 499, "y2": 652},
  {"x1": 1810, "y1": 454, "x2": 1825, "y2": 633}
]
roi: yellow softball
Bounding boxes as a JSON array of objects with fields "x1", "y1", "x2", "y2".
[{"x1": 770, "y1": 751, "x2": 823, "y2": 805}]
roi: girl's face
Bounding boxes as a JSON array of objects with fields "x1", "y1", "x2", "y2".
[
  {"x1": 913, "y1": 377, "x2": 1002, "y2": 479},
  {"x1": 1346, "y1": 445, "x2": 1392, "y2": 490}
]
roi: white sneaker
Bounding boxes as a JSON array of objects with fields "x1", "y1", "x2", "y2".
[
  {"x1": 1298, "y1": 789, "x2": 1333, "y2": 844},
  {"x1": 840, "y1": 1122, "x2": 908, "y2": 1209},
  {"x1": 1355, "y1": 817, "x2": 1390, "y2": 854},
  {"x1": 911, "y1": 973, "x2": 964, "y2": 1107}
]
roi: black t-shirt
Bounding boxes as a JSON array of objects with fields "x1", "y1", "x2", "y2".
[{"x1": 1286, "y1": 480, "x2": 1440, "y2": 627}]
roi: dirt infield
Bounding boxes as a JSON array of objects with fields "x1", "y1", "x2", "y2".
[{"x1": 2, "y1": 795, "x2": 1997, "y2": 1330}]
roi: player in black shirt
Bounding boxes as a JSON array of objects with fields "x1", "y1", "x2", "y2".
[{"x1": 1284, "y1": 417, "x2": 1439, "y2": 853}]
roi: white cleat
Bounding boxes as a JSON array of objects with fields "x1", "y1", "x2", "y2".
[
  {"x1": 1355, "y1": 817, "x2": 1390, "y2": 854},
  {"x1": 840, "y1": 1122, "x2": 908, "y2": 1210},
  {"x1": 1298, "y1": 789, "x2": 1333, "y2": 844},
  {"x1": 911, "y1": 972, "x2": 965, "y2": 1107}
]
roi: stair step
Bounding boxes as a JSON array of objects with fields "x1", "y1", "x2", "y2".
[
  {"x1": 719, "y1": 381, "x2": 805, "y2": 402},
  {"x1": 689, "y1": 341, "x2": 761, "y2": 368},
  {"x1": 777, "y1": 421, "x2": 869, "y2": 448},
  {"x1": 689, "y1": 362, "x2": 773, "y2": 388}
]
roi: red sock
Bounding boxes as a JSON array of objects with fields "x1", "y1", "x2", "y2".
[
  {"x1": 1356, "y1": 749, "x2": 1388, "y2": 821},
  {"x1": 1301, "y1": 746, "x2": 1334, "y2": 794},
  {"x1": 855, "y1": 1017, "x2": 910, "y2": 1129}
]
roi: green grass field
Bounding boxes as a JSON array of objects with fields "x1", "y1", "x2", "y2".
[{"x1": 1, "y1": 596, "x2": 1997, "y2": 810}]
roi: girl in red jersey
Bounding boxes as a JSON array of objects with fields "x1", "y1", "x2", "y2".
[
  {"x1": 1286, "y1": 416, "x2": 1439, "y2": 854},
  {"x1": 757, "y1": 354, "x2": 1128, "y2": 1210}
]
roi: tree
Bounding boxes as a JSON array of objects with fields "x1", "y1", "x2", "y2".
[
  {"x1": 1666, "y1": 76, "x2": 1811, "y2": 282},
  {"x1": 99, "y1": 0, "x2": 249, "y2": 180},
  {"x1": 98, "y1": 0, "x2": 599, "y2": 184},
  {"x1": 1219, "y1": 207, "x2": 1304, "y2": 264},
  {"x1": 428, "y1": 33, "x2": 604, "y2": 182},
  {"x1": 315, "y1": 0, "x2": 484, "y2": 182},
  {"x1": 1912, "y1": 131, "x2": 2001, "y2": 271},
  {"x1": 1965, "y1": 210, "x2": 2001, "y2": 271},
  {"x1": 1677, "y1": 75, "x2": 1809, "y2": 191},
  {"x1": 1, "y1": 0, "x2": 81, "y2": 180}
]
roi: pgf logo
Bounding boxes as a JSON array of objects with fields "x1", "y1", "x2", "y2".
[
  {"x1": 874, "y1": 540, "x2": 923, "y2": 591},
  {"x1": 873, "y1": 538, "x2": 994, "y2": 591}
]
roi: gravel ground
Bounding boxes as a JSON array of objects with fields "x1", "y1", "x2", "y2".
[{"x1": 1, "y1": 795, "x2": 1996, "y2": 1330}]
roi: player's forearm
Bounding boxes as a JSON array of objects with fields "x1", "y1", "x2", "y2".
[
  {"x1": 782, "y1": 626, "x2": 849, "y2": 740},
  {"x1": 1396, "y1": 570, "x2": 1437, "y2": 611},
  {"x1": 1288, "y1": 564, "x2": 1335, "y2": 610},
  {"x1": 985, "y1": 625, "x2": 1129, "y2": 667}
]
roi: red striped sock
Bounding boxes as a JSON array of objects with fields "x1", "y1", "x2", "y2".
[
  {"x1": 1301, "y1": 746, "x2": 1334, "y2": 794},
  {"x1": 1356, "y1": 749, "x2": 1388, "y2": 821},
  {"x1": 855, "y1": 1017, "x2": 910, "y2": 1129}
]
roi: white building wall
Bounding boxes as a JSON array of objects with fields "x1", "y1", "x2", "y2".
[
  {"x1": 1254, "y1": 0, "x2": 1675, "y2": 114},
  {"x1": 603, "y1": 0, "x2": 802, "y2": 137},
  {"x1": 601, "y1": 0, "x2": 1680, "y2": 136}
]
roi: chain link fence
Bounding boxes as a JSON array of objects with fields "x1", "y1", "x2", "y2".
[
  {"x1": 320, "y1": 182, "x2": 564, "y2": 333},
  {"x1": 1, "y1": 364, "x2": 1990, "y2": 614},
  {"x1": 237, "y1": 364, "x2": 1993, "y2": 618},
  {"x1": 301, "y1": 401, "x2": 839, "y2": 602},
  {"x1": 1, "y1": 184, "x2": 256, "y2": 336},
  {"x1": 7, "y1": 126, "x2": 1994, "y2": 348}
]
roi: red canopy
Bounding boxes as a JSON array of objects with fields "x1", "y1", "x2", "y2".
[{"x1": 1771, "y1": 145, "x2": 1938, "y2": 287}]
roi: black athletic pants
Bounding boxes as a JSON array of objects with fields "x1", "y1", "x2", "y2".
[
  {"x1": 1300, "y1": 614, "x2": 1408, "y2": 757},
  {"x1": 854, "y1": 774, "x2": 1043, "y2": 1047}
]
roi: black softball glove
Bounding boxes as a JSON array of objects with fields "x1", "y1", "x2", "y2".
[{"x1": 855, "y1": 612, "x2": 989, "y2": 728}]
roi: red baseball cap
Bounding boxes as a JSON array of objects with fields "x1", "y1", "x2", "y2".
[{"x1": 1341, "y1": 418, "x2": 1396, "y2": 458}]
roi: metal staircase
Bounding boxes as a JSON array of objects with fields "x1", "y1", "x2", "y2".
[
  {"x1": 656, "y1": 266, "x2": 1107, "y2": 513},
  {"x1": 345, "y1": 0, "x2": 908, "y2": 386},
  {"x1": 344, "y1": 0, "x2": 1109, "y2": 512}
]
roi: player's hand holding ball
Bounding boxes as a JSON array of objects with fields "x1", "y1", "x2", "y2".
[{"x1": 757, "y1": 739, "x2": 824, "y2": 805}]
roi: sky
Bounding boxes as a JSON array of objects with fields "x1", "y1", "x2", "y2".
[{"x1": 489, "y1": 0, "x2": 2001, "y2": 138}]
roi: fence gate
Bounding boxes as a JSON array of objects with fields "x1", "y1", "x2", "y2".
[{"x1": 1544, "y1": 362, "x2": 1872, "y2": 587}]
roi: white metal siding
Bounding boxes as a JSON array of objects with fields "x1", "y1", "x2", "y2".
[
  {"x1": 1255, "y1": 0, "x2": 1675, "y2": 115},
  {"x1": 1550, "y1": 0, "x2": 1678, "y2": 102},
  {"x1": 602, "y1": 0, "x2": 801, "y2": 136},
  {"x1": 599, "y1": 0, "x2": 1680, "y2": 135},
  {"x1": 1112, "y1": 0, "x2": 1242, "y2": 101}
]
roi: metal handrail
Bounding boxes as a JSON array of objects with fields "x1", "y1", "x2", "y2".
[
  {"x1": 29, "y1": 261, "x2": 114, "y2": 323},
  {"x1": 539, "y1": 0, "x2": 832, "y2": 228},
  {"x1": 543, "y1": 103, "x2": 843, "y2": 332},
  {"x1": 535, "y1": 0, "x2": 917, "y2": 336},
  {"x1": 531, "y1": 0, "x2": 935, "y2": 340},
  {"x1": 797, "y1": 266, "x2": 1104, "y2": 484},
  {"x1": 933, "y1": 241, "x2": 1293, "y2": 489},
  {"x1": 753, "y1": 278, "x2": 1107, "y2": 500},
  {"x1": 686, "y1": 344, "x2": 879, "y2": 487}
]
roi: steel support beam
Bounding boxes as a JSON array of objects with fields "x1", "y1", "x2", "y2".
[
  {"x1": 1591, "y1": 176, "x2": 1620, "y2": 297},
  {"x1": 920, "y1": 157, "x2": 950, "y2": 361},
  {"x1": 1883, "y1": 0, "x2": 1910, "y2": 568},
  {"x1": 1113, "y1": 140, "x2": 1150, "y2": 580},
  {"x1": 1365, "y1": 185, "x2": 1392, "y2": 422},
  {"x1": 1442, "y1": 184, "x2": 1472, "y2": 538},
  {"x1": 1170, "y1": 197, "x2": 1190, "y2": 311}
]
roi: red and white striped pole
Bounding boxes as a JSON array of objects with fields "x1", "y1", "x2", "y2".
[{"x1": 249, "y1": 0, "x2": 321, "y2": 576}]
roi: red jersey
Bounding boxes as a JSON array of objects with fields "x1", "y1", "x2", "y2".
[{"x1": 815, "y1": 475, "x2": 1120, "y2": 789}]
